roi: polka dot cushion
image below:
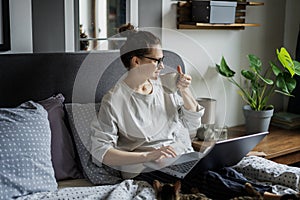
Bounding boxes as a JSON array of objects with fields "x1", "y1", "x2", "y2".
[
  {"x1": 233, "y1": 156, "x2": 300, "y2": 194},
  {"x1": 65, "y1": 103, "x2": 122, "y2": 185},
  {"x1": 0, "y1": 101, "x2": 57, "y2": 199}
]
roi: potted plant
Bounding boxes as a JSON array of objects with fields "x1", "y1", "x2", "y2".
[{"x1": 216, "y1": 47, "x2": 300, "y2": 133}]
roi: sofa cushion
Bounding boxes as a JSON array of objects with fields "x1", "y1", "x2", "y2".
[
  {"x1": 38, "y1": 94, "x2": 82, "y2": 180},
  {"x1": 65, "y1": 103, "x2": 122, "y2": 185},
  {"x1": 0, "y1": 101, "x2": 57, "y2": 199}
]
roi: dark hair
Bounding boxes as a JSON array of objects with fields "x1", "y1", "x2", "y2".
[{"x1": 119, "y1": 23, "x2": 161, "y2": 70}]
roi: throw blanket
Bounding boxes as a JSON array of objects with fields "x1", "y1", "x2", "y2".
[
  {"x1": 16, "y1": 180, "x2": 155, "y2": 200},
  {"x1": 14, "y1": 156, "x2": 300, "y2": 199}
]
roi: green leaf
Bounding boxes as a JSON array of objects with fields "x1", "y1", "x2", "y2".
[
  {"x1": 275, "y1": 90, "x2": 294, "y2": 97},
  {"x1": 241, "y1": 70, "x2": 255, "y2": 81},
  {"x1": 294, "y1": 60, "x2": 300, "y2": 76},
  {"x1": 216, "y1": 56, "x2": 236, "y2": 77},
  {"x1": 276, "y1": 74, "x2": 286, "y2": 91},
  {"x1": 276, "y1": 47, "x2": 295, "y2": 77},
  {"x1": 248, "y1": 54, "x2": 262, "y2": 72},
  {"x1": 276, "y1": 75, "x2": 289, "y2": 94},
  {"x1": 256, "y1": 72, "x2": 273, "y2": 85},
  {"x1": 270, "y1": 61, "x2": 282, "y2": 76},
  {"x1": 283, "y1": 72, "x2": 297, "y2": 93},
  {"x1": 275, "y1": 73, "x2": 297, "y2": 94}
]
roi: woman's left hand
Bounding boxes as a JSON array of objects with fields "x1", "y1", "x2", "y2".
[{"x1": 177, "y1": 65, "x2": 192, "y2": 91}]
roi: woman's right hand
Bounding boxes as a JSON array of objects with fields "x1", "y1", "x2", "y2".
[
  {"x1": 144, "y1": 146, "x2": 177, "y2": 162},
  {"x1": 102, "y1": 146, "x2": 177, "y2": 166}
]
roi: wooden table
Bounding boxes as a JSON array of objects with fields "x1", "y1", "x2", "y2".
[{"x1": 192, "y1": 125, "x2": 300, "y2": 165}]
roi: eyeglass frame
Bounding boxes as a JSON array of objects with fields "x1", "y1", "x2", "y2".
[{"x1": 139, "y1": 55, "x2": 165, "y2": 68}]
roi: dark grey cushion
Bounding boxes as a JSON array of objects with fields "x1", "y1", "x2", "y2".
[
  {"x1": 0, "y1": 101, "x2": 57, "y2": 199},
  {"x1": 65, "y1": 103, "x2": 122, "y2": 185},
  {"x1": 38, "y1": 94, "x2": 82, "y2": 181}
]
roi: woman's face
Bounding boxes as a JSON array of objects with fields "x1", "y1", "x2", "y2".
[{"x1": 133, "y1": 45, "x2": 164, "y2": 80}]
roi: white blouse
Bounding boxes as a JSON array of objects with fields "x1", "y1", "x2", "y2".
[{"x1": 91, "y1": 78, "x2": 204, "y2": 164}]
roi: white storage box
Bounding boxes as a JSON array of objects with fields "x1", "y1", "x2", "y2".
[
  {"x1": 192, "y1": 1, "x2": 237, "y2": 24},
  {"x1": 210, "y1": 1, "x2": 237, "y2": 24}
]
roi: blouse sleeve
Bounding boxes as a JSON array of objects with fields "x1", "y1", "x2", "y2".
[
  {"x1": 90, "y1": 98, "x2": 118, "y2": 164},
  {"x1": 173, "y1": 93, "x2": 205, "y2": 131}
]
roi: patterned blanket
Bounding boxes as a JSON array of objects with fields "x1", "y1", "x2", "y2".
[
  {"x1": 15, "y1": 156, "x2": 300, "y2": 199},
  {"x1": 16, "y1": 180, "x2": 155, "y2": 200}
]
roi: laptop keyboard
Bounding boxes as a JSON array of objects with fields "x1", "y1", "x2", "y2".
[{"x1": 166, "y1": 160, "x2": 198, "y2": 173}]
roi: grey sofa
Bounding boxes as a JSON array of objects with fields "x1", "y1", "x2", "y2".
[
  {"x1": 1, "y1": 51, "x2": 300, "y2": 200},
  {"x1": 0, "y1": 50, "x2": 185, "y2": 197},
  {"x1": 0, "y1": 50, "x2": 184, "y2": 107}
]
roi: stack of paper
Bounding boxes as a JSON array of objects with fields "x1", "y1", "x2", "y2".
[{"x1": 271, "y1": 112, "x2": 300, "y2": 129}]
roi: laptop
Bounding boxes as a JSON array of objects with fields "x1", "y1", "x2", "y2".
[{"x1": 143, "y1": 131, "x2": 268, "y2": 179}]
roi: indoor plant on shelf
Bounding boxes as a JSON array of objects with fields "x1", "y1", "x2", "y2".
[{"x1": 216, "y1": 47, "x2": 300, "y2": 133}]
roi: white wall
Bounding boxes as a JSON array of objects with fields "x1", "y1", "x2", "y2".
[
  {"x1": 162, "y1": 0, "x2": 290, "y2": 127},
  {"x1": 5, "y1": 0, "x2": 32, "y2": 53},
  {"x1": 65, "y1": 0, "x2": 75, "y2": 52},
  {"x1": 3, "y1": 0, "x2": 299, "y2": 126}
]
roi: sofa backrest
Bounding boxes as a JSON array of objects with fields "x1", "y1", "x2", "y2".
[{"x1": 0, "y1": 50, "x2": 185, "y2": 107}]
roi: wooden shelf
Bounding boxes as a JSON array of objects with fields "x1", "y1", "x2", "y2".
[
  {"x1": 240, "y1": 2, "x2": 264, "y2": 6},
  {"x1": 178, "y1": 23, "x2": 260, "y2": 30},
  {"x1": 177, "y1": 1, "x2": 264, "y2": 30}
]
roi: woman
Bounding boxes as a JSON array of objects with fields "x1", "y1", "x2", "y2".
[
  {"x1": 90, "y1": 23, "x2": 203, "y2": 184},
  {"x1": 90, "y1": 24, "x2": 288, "y2": 198}
]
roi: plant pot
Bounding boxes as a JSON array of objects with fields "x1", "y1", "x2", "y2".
[{"x1": 242, "y1": 105, "x2": 274, "y2": 134}]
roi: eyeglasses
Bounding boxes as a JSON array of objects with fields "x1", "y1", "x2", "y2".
[{"x1": 140, "y1": 55, "x2": 165, "y2": 68}]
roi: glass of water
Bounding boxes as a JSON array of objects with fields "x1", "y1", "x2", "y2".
[{"x1": 213, "y1": 125, "x2": 228, "y2": 141}]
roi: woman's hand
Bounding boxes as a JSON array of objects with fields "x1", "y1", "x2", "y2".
[
  {"x1": 144, "y1": 146, "x2": 177, "y2": 162},
  {"x1": 176, "y1": 65, "x2": 192, "y2": 91},
  {"x1": 176, "y1": 65, "x2": 199, "y2": 112},
  {"x1": 103, "y1": 146, "x2": 177, "y2": 166}
]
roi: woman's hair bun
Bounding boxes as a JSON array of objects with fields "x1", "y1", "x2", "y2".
[{"x1": 118, "y1": 23, "x2": 137, "y2": 37}]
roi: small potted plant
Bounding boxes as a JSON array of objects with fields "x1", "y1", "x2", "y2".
[{"x1": 216, "y1": 47, "x2": 300, "y2": 133}]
